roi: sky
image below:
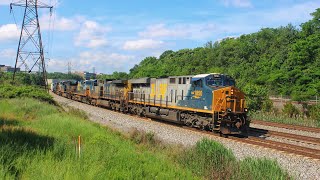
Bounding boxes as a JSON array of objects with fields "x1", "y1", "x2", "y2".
[{"x1": 0, "y1": 0, "x2": 319, "y2": 74}]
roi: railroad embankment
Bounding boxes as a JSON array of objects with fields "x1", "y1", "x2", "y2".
[
  {"x1": 0, "y1": 98, "x2": 197, "y2": 179},
  {"x1": 0, "y1": 96, "x2": 290, "y2": 179}
]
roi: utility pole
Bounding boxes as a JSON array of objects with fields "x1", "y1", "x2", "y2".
[
  {"x1": 10, "y1": 0, "x2": 53, "y2": 91},
  {"x1": 68, "y1": 62, "x2": 72, "y2": 75}
]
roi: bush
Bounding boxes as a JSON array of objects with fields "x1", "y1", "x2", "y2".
[
  {"x1": 243, "y1": 84, "x2": 268, "y2": 111},
  {"x1": 261, "y1": 99, "x2": 274, "y2": 112},
  {"x1": 179, "y1": 138, "x2": 236, "y2": 179},
  {"x1": 177, "y1": 139, "x2": 290, "y2": 179},
  {"x1": 307, "y1": 104, "x2": 320, "y2": 122},
  {"x1": 282, "y1": 101, "x2": 300, "y2": 118},
  {"x1": 0, "y1": 84, "x2": 54, "y2": 104}
]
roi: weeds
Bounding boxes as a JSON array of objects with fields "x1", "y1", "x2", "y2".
[
  {"x1": 129, "y1": 128, "x2": 158, "y2": 146},
  {"x1": 67, "y1": 106, "x2": 88, "y2": 120}
]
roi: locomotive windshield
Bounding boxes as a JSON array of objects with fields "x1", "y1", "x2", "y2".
[
  {"x1": 206, "y1": 74, "x2": 236, "y2": 87},
  {"x1": 206, "y1": 77, "x2": 222, "y2": 86}
]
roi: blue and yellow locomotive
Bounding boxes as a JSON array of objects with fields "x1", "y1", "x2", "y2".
[{"x1": 52, "y1": 73, "x2": 249, "y2": 136}]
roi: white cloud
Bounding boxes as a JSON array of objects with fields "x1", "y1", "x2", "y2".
[
  {"x1": 139, "y1": 24, "x2": 188, "y2": 38},
  {"x1": 140, "y1": 1, "x2": 319, "y2": 42},
  {"x1": 122, "y1": 39, "x2": 164, "y2": 50},
  {"x1": 221, "y1": 0, "x2": 252, "y2": 8},
  {"x1": 0, "y1": 49, "x2": 16, "y2": 58},
  {"x1": 40, "y1": 14, "x2": 82, "y2": 31},
  {"x1": 0, "y1": 24, "x2": 19, "y2": 41},
  {"x1": 0, "y1": 0, "x2": 13, "y2": 5},
  {"x1": 139, "y1": 23, "x2": 218, "y2": 40},
  {"x1": 74, "y1": 20, "x2": 111, "y2": 48},
  {"x1": 258, "y1": 2, "x2": 320, "y2": 23},
  {"x1": 47, "y1": 52, "x2": 135, "y2": 73}
]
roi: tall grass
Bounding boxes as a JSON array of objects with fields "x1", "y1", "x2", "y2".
[
  {"x1": 178, "y1": 139, "x2": 236, "y2": 179},
  {"x1": 252, "y1": 111, "x2": 320, "y2": 128},
  {"x1": 174, "y1": 139, "x2": 290, "y2": 180},
  {"x1": 0, "y1": 98, "x2": 196, "y2": 179},
  {"x1": 238, "y1": 158, "x2": 290, "y2": 179}
]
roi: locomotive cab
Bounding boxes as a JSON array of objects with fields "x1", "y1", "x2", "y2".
[{"x1": 191, "y1": 73, "x2": 249, "y2": 135}]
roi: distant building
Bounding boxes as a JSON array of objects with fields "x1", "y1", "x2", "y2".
[
  {"x1": 0, "y1": 65, "x2": 20, "y2": 73},
  {"x1": 74, "y1": 71, "x2": 96, "y2": 80},
  {"x1": 84, "y1": 71, "x2": 96, "y2": 80}
]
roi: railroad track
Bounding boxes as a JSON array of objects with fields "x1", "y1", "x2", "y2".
[
  {"x1": 242, "y1": 137, "x2": 320, "y2": 160},
  {"x1": 252, "y1": 120, "x2": 320, "y2": 134},
  {"x1": 249, "y1": 127, "x2": 320, "y2": 145}
]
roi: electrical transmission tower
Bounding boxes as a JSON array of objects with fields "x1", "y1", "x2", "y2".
[
  {"x1": 67, "y1": 62, "x2": 72, "y2": 74},
  {"x1": 10, "y1": 0, "x2": 53, "y2": 90}
]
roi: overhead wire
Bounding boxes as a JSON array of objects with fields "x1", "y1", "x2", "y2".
[
  {"x1": 48, "y1": 2, "x2": 56, "y2": 66},
  {"x1": 10, "y1": 0, "x2": 19, "y2": 28}
]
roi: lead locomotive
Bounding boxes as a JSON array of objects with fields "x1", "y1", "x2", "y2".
[{"x1": 52, "y1": 73, "x2": 249, "y2": 136}]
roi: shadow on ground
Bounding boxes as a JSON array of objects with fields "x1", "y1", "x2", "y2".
[{"x1": 0, "y1": 118, "x2": 55, "y2": 178}]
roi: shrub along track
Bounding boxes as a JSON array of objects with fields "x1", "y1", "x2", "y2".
[{"x1": 251, "y1": 120, "x2": 320, "y2": 134}]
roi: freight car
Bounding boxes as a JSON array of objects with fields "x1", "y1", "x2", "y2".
[{"x1": 52, "y1": 73, "x2": 249, "y2": 136}]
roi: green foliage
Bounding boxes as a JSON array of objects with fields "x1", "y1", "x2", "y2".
[
  {"x1": 0, "y1": 72, "x2": 46, "y2": 86},
  {"x1": 178, "y1": 138, "x2": 290, "y2": 179},
  {"x1": 307, "y1": 104, "x2": 320, "y2": 122},
  {"x1": 0, "y1": 98, "x2": 196, "y2": 179},
  {"x1": 238, "y1": 158, "x2": 290, "y2": 179},
  {"x1": 252, "y1": 111, "x2": 319, "y2": 128},
  {"x1": 282, "y1": 102, "x2": 300, "y2": 118},
  {"x1": 243, "y1": 84, "x2": 268, "y2": 111},
  {"x1": 261, "y1": 99, "x2": 274, "y2": 112},
  {"x1": 0, "y1": 84, "x2": 54, "y2": 104},
  {"x1": 97, "y1": 71, "x2": 129, "y2": 80},
  {"x1": 179, "y1": 138, "x2": 236, "y2": 179},
  {"x1": 47, "y1": 72, "x2": 83, "y2": 81}
]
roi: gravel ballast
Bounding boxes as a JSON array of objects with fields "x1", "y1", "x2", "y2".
[{"x1": 52, "y1": 93, "x2": 320, "y2": 179}]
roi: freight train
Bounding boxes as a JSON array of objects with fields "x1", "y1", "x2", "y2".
[{"x1": 52, "y1": 73, "x2": 249, "y2": 136}]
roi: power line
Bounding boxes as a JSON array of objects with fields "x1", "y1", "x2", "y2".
[
  {"x1": 10, "y1": 0, "x2": 53, "y2": 91},
  {"x1": 68, "y1": 61, "x2": 72, "y2": 74}
]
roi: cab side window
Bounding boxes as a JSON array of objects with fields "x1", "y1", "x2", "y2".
[{"x1": 193, "y1": 79, "x2": 202, "y2": 88}]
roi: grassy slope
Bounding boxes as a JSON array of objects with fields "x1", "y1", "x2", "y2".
[
  {"x1": 0, "y1": 98, "x2": 196, "y2": 179},
  {"x1": 0, "y1": 98, "x2": 290, "y2": 179}
]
